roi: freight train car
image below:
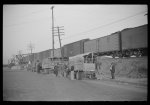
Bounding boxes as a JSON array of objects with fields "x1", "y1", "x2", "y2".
[
  {"x1": 121, "y1": 24, "x2": 147, "y2": 57},
  {"x1": 84, "y1": 38, "x2": 98, "y2": 53},
  {"x1": 98, "y1": 32, "x2": 120, "y2": 54},
  {"x1": 63, "y1": 43, "x2": 73, "y2": 57},
  {"x1": 84, "y1": 24, "x2": 147, "y2": 58},
  {"x1": 50, "y1": 48, "x2": 62, "y2": 58},
  {"x1": 37, "y1": 50, "x2": 49, "y2": 63},
  {"x1": 39, "y1": 51, "x2": 46, "y2": 62},
  {"x1": 33, "y1": 53, "x2": 38, "y2": 62},
  {"x1": 63, "y1": 39, "x2": 89, "y2": 57},
  {"x1": 43, "y1": 49, "x2": 50, "y2": 59},
  {"x1": 84, "y1": 32, "x2": 121, "y2": 57}
]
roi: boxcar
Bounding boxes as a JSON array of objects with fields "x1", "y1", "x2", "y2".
[
  {"x1": 39, "y1": 51, "x2": 44, "y2": 62},
  {"x1": 120, "y1": 24, "x2": 147, "y2": 57},
  {"x1": 121, "y1": 24, "x2": 147, "y2": 50},
  {"x1": 43, "y1": 49, "x2": 50, "y2": 59},
  {"x1": 50, "y1": 48, "x2": 62, "y2": 58},
  {"x1": 84, "y1": 32, "x2": 121, "y2": 57},
  {"x1": 63, "y1": 43, "x2": 74, "y2": 57},
  {"x1": 84, "y1": 38, "x2": 98, "y2": 53},
  {"x1": 34, "y1": 53, "x2": 38, "y2": 61},
  {"x1": 63, "y1": 39, "x2": 89, "y2": 57},
  {"x1": 98, "y1": 32, "x2": 120, "y2": 53},
  {"x1": 40, "y1": 50, "x2": 50, "y2": 62}
]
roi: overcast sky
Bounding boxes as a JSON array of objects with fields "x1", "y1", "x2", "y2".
[{"x1": 3, "y1": 5, "x2": 147, "y2": 64}]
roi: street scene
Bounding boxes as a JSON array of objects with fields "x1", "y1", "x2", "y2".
[{"x1": 3, "y1": 5, "x2": 147, "y2": 101}]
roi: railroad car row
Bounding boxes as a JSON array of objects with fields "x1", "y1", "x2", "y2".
[
  {"x1": 23, "y1": 24, "x2": 147, "y2": 64},
  {"x1": 84, "y1": 24, "x2": 147, "y2": 57}
]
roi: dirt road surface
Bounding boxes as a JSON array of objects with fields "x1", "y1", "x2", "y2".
[{"x1": 3, "y1": 68, "x2": 147, "y2": 101}]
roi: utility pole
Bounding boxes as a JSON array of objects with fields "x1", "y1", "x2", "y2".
[
  {"x1": 28, "y1": 42, "x2": 34, "y2": 54},
  {"x1": 27, "y1": 42, "x2": 34, "y2": 63},
  {"x1": 51, "y1": 6, "x2": 55, "y2": 59},
  {"x1": 54, "y1": 26, "x2": 65, "y2": 58}
]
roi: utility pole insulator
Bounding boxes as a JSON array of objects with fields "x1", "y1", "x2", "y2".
[{"x1": 53, "y1": 26, "x2": 65, "y2": 58}]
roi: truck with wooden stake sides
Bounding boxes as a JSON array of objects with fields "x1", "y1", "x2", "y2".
[{"x1": 69, "y1": 52, "x2": 96, "y2": 80}]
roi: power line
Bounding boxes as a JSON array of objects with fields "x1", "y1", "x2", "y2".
[{"x1": 62, "y1": 10, "x2": 147, "y2": 40}]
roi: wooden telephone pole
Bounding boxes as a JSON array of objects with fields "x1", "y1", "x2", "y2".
[
  {"x1": 51, "y1": 6, "x2": 55, "y2": 59},
  {"x1": 51, "y1": 6, "x2": 65, "y2": 59}
]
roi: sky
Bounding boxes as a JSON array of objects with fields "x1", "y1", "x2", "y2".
[{"x1": 3, "y1": 5, "x2": 147, "y2": 64}]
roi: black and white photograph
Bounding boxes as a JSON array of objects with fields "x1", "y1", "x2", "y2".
[{"x1": 3, "y1": 4, "x2": 147, "y2": 101}]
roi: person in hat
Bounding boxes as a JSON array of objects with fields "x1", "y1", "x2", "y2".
[
  {"x1": 110, "y1": 62, "x2": 116, "y2": 79},
  {"x1": 36, "y1": 60, "x2": 41, "y2": 74},
  {"x1": 54, "y1": 64, "x2": 59, "y2": 77}
]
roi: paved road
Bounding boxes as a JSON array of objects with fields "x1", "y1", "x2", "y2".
[{"x1": 3, "y1": 68, "x2": 147, "y2": 101}]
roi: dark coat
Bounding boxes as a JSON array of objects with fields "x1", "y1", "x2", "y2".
[{"x1": 110, "y1": 63, "x2": 115, "y2": 73}]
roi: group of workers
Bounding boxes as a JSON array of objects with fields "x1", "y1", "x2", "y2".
[
  {"x1": 29, "y1": 60, "x2": 70, "y2": 78},
  {"x1": 27, "y1": 59, "x2": 116, "y2": 80},
  {"x1": 53, "y1": 63, "x2": 70, "y2": 78}
]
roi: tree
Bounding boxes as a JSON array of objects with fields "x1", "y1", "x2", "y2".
[
  {"x1": 16, "y1": 50, "x2": 24, "y2": 64},
  {"x1": 8, "y1": 55, "x2": 16, "y2": 68}
]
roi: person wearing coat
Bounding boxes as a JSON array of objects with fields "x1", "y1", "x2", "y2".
[
  {"x1": 54, "y1": 65, "x2": 59, "y2": 77},
  {"x1": 110, "y1": 62, "x2": 116, "y2": 79},
  {"x1": 36, "y1": 60, "x2": 41, "y2": 74}
]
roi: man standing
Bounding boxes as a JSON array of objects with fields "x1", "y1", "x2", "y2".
[
  {"x1": 54, "y1": 64, "x2": 58, "y2": 77},
  {"x1": 64, "y1": 64, "x2": 68, "y2": 78},
  {"x1": 110, "y1": 62, "x2": 116, "y2": 79},
  {"x1": 36, "y1": 60, "x2": 41, "y2": 74},
  {"x1": 95, "y1": 57, "x2": 102, "y2": 80},
  {"x1": 70, "y1": 66, "x2": 75, "y2": 80},
  {"x1": 66, "y1": 66, "x2": 70, "y2": 78}
]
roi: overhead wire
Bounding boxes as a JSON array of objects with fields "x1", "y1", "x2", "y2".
[{"x1": 62, "y1": 10, "x2": 147, "y2": 40}]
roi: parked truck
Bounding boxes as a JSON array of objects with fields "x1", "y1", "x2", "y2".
[{"x1": 69, "y1": 52, "x2": 96, "y2": 80}]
